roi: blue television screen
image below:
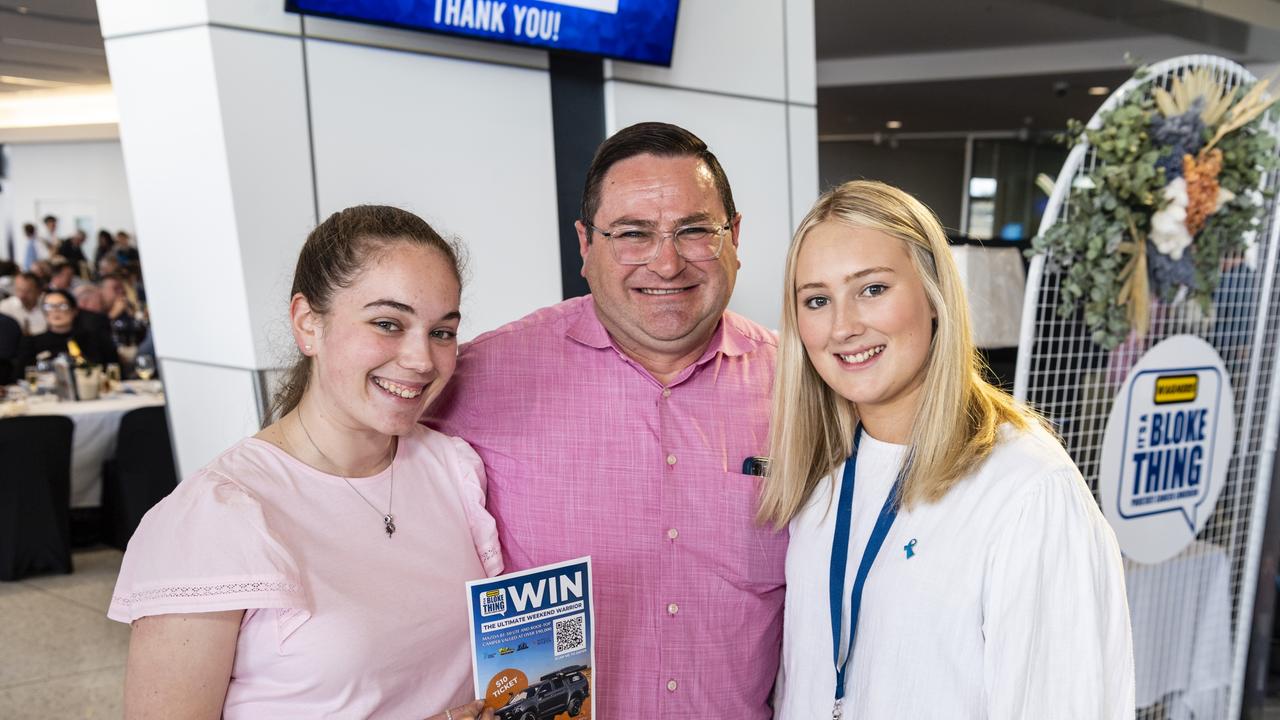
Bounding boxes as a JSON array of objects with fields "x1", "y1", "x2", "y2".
[{"x1": 286, "y1": 0, "x2": 681, "y2": 66}]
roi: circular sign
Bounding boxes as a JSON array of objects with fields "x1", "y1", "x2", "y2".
[{"x1": 1099, "y1": 335, "x2": 1234, "y2": 564}]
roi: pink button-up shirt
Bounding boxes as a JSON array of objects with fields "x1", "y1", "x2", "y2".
[{"x1": 429, "y1": 295, "x2": 787, "y2": 719}]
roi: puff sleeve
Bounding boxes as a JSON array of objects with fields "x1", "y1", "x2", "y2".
[
  {"x1": 107, "y1": 468, "x2": 311, "y2": 640},
  {"x1": 450, "y1": 435, "x2": 504, "y2": 577},
  {"x1": 981, "y1": 467, "x2": 1136, "y2": 719}
]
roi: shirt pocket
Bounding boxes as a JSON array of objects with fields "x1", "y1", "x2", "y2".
[{"x1": 714, "y1": 471, "x2": 788, "y2": 589}]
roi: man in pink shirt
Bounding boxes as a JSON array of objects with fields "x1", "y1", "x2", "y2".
[{"x1": 429, "y1": 122, "x2": 786, "y2": 717}]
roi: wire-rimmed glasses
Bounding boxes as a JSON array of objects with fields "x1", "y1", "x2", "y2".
[{"x1": 586, "y1": 221, "x2": 731, "y2": 265}]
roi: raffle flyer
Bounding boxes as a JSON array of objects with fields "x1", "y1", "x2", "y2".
[{"x1": 466, "y1": 557, "x2": 595, "y2": 718}]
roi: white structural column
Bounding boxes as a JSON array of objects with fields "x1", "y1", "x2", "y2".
[
  {"x1": 99, "y1": 4, "x2": 317, "y2": 478},
  {"x1": 96, "y1": 0, "x2": 816, "y2": 477},
  {"x1": 605, "y1": 0, "x2": 819, "y2": 329},
  {"x1": 96, "y1": 0, "x2": 566, "y2": 478},
  {"x1": 300, "y1": 33, "x2": 562, "y2": 339}
]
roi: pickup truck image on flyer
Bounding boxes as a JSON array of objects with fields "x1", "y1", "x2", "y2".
[{"x1": 495, "y1": 665, "x2": 590, "y2": 720}]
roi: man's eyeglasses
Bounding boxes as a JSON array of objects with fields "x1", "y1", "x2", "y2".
[
  {"x1": 586, "y1": 221, "x2": 731, "y2": 265},
  {"x1": 42, "y1": 302, "x2": 71, "y2": 312}
]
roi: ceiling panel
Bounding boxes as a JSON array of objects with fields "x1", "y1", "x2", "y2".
[
  {"x1": 0, "y1": 0, "x2": 106, "y2": 93},
  {"x1": 814, "y1": 0, "x2": 1138, "y2": 59},
  {"x1": 818, "y1": 68, "x2": 1134, "y2": 135}
]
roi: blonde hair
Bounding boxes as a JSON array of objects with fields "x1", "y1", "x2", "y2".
[{"x1": 758, "y1": 180, "x2": 1042, "y2": 528}]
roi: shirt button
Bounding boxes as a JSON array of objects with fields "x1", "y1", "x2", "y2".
[
  {"x1": 666, "y1": 454, "x2": 677, "y2": 466},
  {"x1": 662, "y1": 388, "x2": 671, "y2": 398},
  {"x1": 667, "y1": 602, "x2": 679, "y2": 615},
  {"x1": 667, "y1": 528, "x2": 679, "y2": 540},
  {"x1": 667, "y1": 679, "x2": 678, "y2": 692}
]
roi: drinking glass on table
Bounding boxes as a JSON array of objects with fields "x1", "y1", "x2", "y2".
[
  {"x1": 135, "y1": 355, "x2": 155, "y2": 381},
  {"x1": 34, "y1": 357, "x2": 58, "y2": 396},
  {"x1": 105, "y1": 363, "x2": 122, "y2": 393}
]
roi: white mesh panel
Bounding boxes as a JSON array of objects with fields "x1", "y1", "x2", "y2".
[{"x1": 1014, "y1": 55, "x2": 1280, "y2": 720}]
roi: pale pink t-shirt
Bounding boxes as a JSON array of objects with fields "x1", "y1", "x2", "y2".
[{"x1": 109, "y1": 424, "x2": 502, "y2": 719}]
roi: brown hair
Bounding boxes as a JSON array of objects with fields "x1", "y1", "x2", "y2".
[
  {"x1": 263, "y1": 205, "x2": 463, "y2": 425},
  {"x1": 580, "y1": 121, "x2": 736, "y2": 226}
]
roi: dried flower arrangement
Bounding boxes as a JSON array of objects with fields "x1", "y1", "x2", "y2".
[{"x1": 1032, "y1": 66, "x2": 1280, "y2": 349}]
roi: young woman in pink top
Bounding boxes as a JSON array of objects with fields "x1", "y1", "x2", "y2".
[{"x1": 109, "y1": 206, "x2": 501, "y2": 719}]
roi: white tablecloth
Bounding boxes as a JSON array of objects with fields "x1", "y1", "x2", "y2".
[
  {"x1": 1126, "y1": 540, "x2": 1231, "y2": 718},
  {"x1": 24, "y1": 394, "x2": 167, "y2": 508},
  {"x1": 949, "y1": 244, "x2": 1026, "y2": 348}
]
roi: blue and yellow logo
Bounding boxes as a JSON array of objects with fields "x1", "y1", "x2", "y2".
[{"x1": 1153, "y1": 375, "x2": 1198, "y2": 405}]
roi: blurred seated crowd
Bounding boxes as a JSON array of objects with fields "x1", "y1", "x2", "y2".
[{"x1": 0, "y1": 215, "x2": 150, "y2": 386}]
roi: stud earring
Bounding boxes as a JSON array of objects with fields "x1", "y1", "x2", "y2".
[{"x1": 304, "y1": 344, "x2": 312, "y2": 353}]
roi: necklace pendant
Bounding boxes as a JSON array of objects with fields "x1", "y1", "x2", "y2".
[
  {"x1": 383, "y1": 514, "x2": 396, "y2": 538},
  {"x1": 832, "y1": 699, "x2": 842, "y2": 720}
]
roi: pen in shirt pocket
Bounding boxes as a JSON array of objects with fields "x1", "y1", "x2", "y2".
[{"x1": 741, "y1": 456, "x2": 770, "y2": 477}]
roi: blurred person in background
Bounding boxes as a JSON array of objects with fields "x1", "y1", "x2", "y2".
[
  {"x1": 100, "y1": 273, "x2": 135, "y2": 316},
  {"x1": 17, "y1": 289, "x2": 118, "y2": 370},
  {"x1": 0, "y1": 312, "x2": 19, "y2": 385},
  {"x1": 58, "y1": 229, "x2": 91, "y2": 278},
  {"x1": 101, "y1": 271, "x2": 142, "y2": 319},
  {"x1": 48, "y1": 259, "x2": 85, "y2": 293},
  {"x1": 93, "y1": 230, "x2": 115, "y2": 273},
  {"x1": 70, "y1": 285, "x2": 114, "y2": 350},
  {"x1": 19, "y1": 223, "x2": 49, "y2": 272},
  {"x1": 100, "y1": 272, "x2": 147, "y2": 343},
  {"x1": 39, "y1": 215, "x2": 60, "y2": 250},
  {"x1": 0, "y1": 272, "x2": 46, "y2": 336},
  {"x1": 73, "y1": 284, "x2": 104, "y2": 314},
  {"x1": 124, "y1": 262, "x2": 147, "y2": 306},
  {"x1": 30, "y1": 260, "x2": 52, "y2": 285},
  {"x1": 96, "y1": 253, "x2": 120, "y2": 280},
  {"x1": 114, "y1": 230, "x2": 140, "y2": 267},
  {"x1": 0, "y1": 260, "x2": 19, "y2": 298},
  {"x1": 76, "y1": 283, "x2": 136, "y2": 360}
]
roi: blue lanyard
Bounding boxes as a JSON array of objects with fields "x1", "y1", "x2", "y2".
[{"x1": 829, "y1": 426, "x2": 901, "y2": 718}]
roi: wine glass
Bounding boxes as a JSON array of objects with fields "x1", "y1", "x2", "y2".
[
  {"x1": 34, "y1": 357, "x2": 57, "y2": 396},
  {"x1": 135, "y1": 354, "x2": 155, "y2": 381}
]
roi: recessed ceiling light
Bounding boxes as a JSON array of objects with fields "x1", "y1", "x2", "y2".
[
  {"x1": 17, "y1": 6, "x2": 29, "y2": 13},
  {"x1": 886, "y1": 120, "x2": 903, "y2": 129},
  {"x1": 1088, "y1": 86, "x2": 1109, "y2": 96},
  {"x1": 0, "y1": 75, "x2": 73, "y2": 89}
]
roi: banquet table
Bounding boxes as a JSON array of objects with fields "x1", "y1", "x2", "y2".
[{"x1": 21, "y1": 392, "x2": 166, "y2": 508}]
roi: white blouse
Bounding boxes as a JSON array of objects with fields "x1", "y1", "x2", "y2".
[{"x1": 774, "y1": 425, "x2": 1135, "y2": 719}]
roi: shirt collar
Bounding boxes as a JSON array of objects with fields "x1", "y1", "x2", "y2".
[{"x1": 565, "y1": 296, "x2": 613, "y2": 349}]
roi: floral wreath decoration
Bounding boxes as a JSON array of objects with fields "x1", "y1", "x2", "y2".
[{"x1": 1032, "y1": 66, "x2": 1280, "y2": 349}]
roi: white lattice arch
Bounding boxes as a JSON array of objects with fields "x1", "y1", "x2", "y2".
[{"x1": 1015, "y1": 55, "x2": 1280, "y2": 719}]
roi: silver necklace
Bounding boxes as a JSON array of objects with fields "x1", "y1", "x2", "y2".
[{"x1": 296, "y1": 411, "x2": 397, "y2": 538}]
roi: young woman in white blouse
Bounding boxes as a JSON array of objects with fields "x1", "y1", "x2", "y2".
[{"x1": 762, "y1": 180, "x2": 1135, "y2": 719}]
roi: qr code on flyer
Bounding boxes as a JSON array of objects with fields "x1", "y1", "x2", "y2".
[{"x1": 553, "y1": 613, "x2": 586, "y2": 656}]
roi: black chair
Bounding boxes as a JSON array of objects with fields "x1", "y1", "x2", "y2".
[
  {"x1": 0, "y1": 415, "x2": 74, "y2": 580},
  {"x1": 101, "y1": 406, "x2": 178, "y2": 550}
]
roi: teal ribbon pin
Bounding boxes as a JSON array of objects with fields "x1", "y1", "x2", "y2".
[{"x1": 904, "y1": 538, "x2": 917, "y2": 559}]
